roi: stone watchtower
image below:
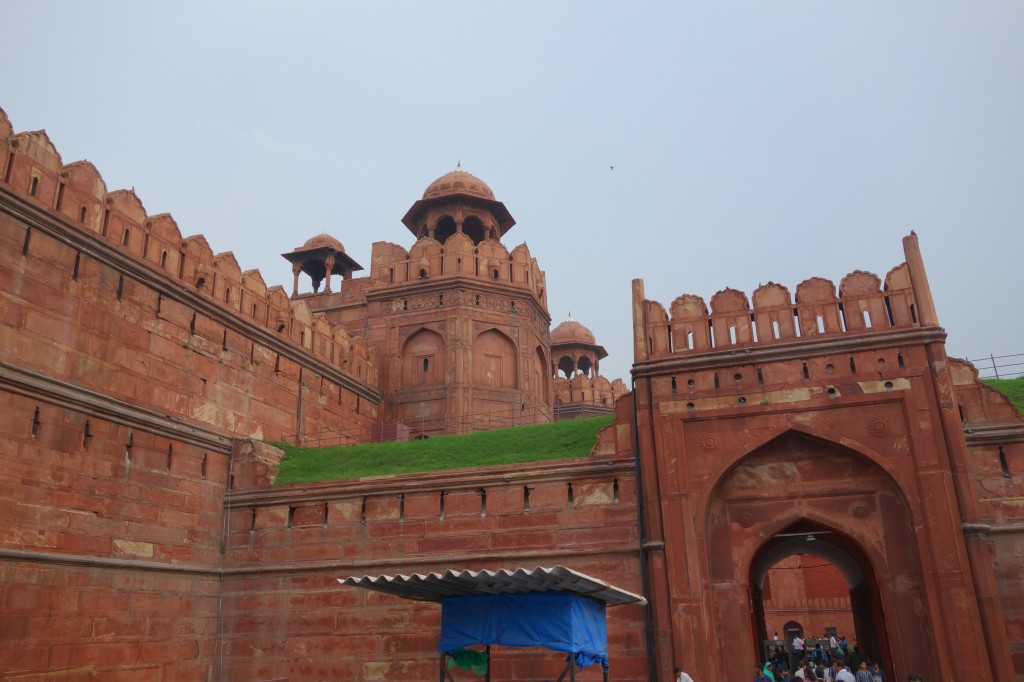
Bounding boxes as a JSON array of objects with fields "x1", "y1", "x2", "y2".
[
  {"x1": 550, "y1": 314, "x2": 628, "y2": 418},
  {"x1": 289, "y1": 165, "x2": 552, "y2": 435}
]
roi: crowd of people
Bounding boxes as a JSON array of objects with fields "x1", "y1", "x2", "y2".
[
  {"x1": 748, "y1": 632, "x2": 919, "y2": 682},
  {"x1": 672, "y1": 631, "x2": 928, "y2": 682}
]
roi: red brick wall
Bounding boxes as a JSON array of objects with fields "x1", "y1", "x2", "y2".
[
  {"x1": 219, "y1": 460, "x2": 647, "y2": 681},
  {"x1": 0, "y1": 109, "x2": 384, "y2": 680}
]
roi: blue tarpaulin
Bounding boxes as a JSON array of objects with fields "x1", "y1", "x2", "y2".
[{"x1": 438, "y1": 592, "x2": 609, "y2": 669}]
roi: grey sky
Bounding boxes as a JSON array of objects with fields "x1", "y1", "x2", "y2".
[{"x1": 3, "y1": 2, "x2": 1022, "y2": 382}]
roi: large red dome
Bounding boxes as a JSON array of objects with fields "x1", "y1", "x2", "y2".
[
  {"x1": 422, "y1": 164, "x2": 495, "y2": 201},
  {"x1": 551, "y1": 316, "x2": 597, "y2": 346}
]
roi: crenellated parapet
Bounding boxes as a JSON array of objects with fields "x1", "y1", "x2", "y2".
[
  {"x1": 0, "y1": 106, "x2": 377, "y2": 390},
  {"x1": 635, "y1": 252, "x2": 922, "y2": 363},
  {"x1": 363, "y1": 233, "x2": 548, "y2": 306}
]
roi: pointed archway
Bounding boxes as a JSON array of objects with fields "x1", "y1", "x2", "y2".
[
  {"x1": 703, "y1": 429, "x2": 936, "y2": 682},
  {"x1": 749, "y1": 519, "x2": 892, "y2": 673}
]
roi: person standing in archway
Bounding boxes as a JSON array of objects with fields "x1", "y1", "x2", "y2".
[
  {"x1": 854, "y1": 661, "x2": 872, "y2": 682},
  {"x1": 833, "y1": 660, "x2": 856, "y2": 682}
]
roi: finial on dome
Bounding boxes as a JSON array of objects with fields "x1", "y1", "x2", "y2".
[
  {"x1": 566, "y1": 311, "x2": 575, "y2": 322},
  {"x1": 455, "y1": 160, "x2": 463, "y2": 172}
]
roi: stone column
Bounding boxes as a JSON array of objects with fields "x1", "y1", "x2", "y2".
[
  {"x1": 291, "y1": 262, "x2": 302, "y2": 297},
  {"x1": 324, "y1": 254, "x2": 335, "y2": 293}
]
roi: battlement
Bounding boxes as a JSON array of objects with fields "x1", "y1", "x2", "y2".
[
  {"x1": 0, "y1": 106, "x2": 377, "y2": 389},
  {"x1": 633, "y1": 235, "x2": 937, "y2": 363},
  {"x1": 364, "y1": 234, "x2": 547, "y2": 305}
]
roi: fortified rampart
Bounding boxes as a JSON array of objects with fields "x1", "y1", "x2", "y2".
[
  {"x1": 217, "y1": 419, "x2": 644, "y2": 680},
  {"x1": 0, "y1": 106, "x2": 381, "y2": 679},
  {"x1": 625, "y1": 236, "x2": 1024, "y2": 681},
  {"x1": 3, "y1": 100, "x2": 1024, "y2": 682}
]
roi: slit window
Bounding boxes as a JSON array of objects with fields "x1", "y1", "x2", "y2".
[
  {"x1": 999, "y1": 447, "x2": 1011, "y2": 480},
  {"x1": 30, "y1": 176, "x2": 38, "y2": 196},
  {"x1": 816, "y1": 315, "x2": 825, "y2": 334},
  {"x1": 863, "y1": 309, "x2": 872, "y2": 328}
]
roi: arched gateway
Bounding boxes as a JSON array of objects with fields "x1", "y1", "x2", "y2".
[
  {"x1": 706, "y1": 430, "x2": 926, "y2": 678},
  {"x1": 627, "y1": 235, "x2": 1013, "y2": 682}
]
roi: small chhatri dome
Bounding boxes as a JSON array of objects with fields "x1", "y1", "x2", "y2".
[
  {"x1": 551, "y1": 313, "x2": 597, "y2": 346},
  {"x1": 422, "y1": 162, "x2": 495, "y2": 201},
  {"x1": 297, "y1": 233, "x2": 346, "y2": 253}
]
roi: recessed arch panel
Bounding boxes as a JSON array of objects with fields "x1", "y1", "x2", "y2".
[{"x1": 472, "y1": 328, "x2": 518, "y2": 389}]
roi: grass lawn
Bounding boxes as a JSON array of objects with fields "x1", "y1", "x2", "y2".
[
  {"x1": 273, "y1": 415, "x2": 614, "y2": 484},
  {"x1": 985, "y1": 376, "x2": 1024, "y2": 415}
]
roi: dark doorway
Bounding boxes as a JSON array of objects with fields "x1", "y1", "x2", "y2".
[{"x1": 749, "y1": 520, "x2": 891, "y2": 673}]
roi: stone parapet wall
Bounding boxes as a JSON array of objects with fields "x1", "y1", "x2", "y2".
[
  {"x1": 0, "y1": 110, "x2": 380, "y2": 402},
  {"x1": 219, "y1": 458, "x2": 647, "y2": 681}
]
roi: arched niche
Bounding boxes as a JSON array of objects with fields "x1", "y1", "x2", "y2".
[
  {"x1": 533, "y1": 346, "x2": 549, "y2": 404},
  {"x1": 401, "y1": 328, "x2": 445, "y2": 387},
  {"x1": 434, "y1": 215, "x2": 458, "y2": 243},
  {"x1": 556, "y1": 355, "x2": 576, "y2": 379},
  {"x1": 462, "y1": 214, "x2": 487, "y2": 244},
  {"x1": 472, "y1": 329, "x2": 518, "y2": 389}
]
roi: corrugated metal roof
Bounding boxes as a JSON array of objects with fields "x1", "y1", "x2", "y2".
[{"x1": 338, "y1": 565, "x2": 647, "y2": 607}]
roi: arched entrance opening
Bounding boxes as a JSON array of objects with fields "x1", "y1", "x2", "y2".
[
  {"x1": 703, "y1": 429, "x2": 934, "y2": 682},
  {"x1": 749, "y1": 520, "x2": 891, "y2": 674}
]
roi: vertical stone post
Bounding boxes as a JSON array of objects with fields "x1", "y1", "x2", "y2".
[
  {"x1": 291, "y1": 262, "x2": 301, "y2": 297},
  {"x1": 324, "y1": 254, "x2": 335, "y2": 294}
]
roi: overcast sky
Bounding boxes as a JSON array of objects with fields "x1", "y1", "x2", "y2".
[{"x1": 3, "y1": 2, "x2": 1022, "y2": 382}]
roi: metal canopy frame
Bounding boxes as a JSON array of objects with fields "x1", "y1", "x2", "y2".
[{"x1": 339, "y1": 566, "x2": 647, "y2": 681}]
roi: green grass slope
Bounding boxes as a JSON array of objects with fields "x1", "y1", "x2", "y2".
[
  {"x1": 274, "y1": 415, "x2": 614, "y2": 484},
  {"x1": 984, "y1": 376, "x2": 1024, "y2": 415}
]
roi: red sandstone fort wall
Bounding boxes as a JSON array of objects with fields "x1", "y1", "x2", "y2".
[
  {"x1": 0, "y1": 108, "x2": 383, "y2": 679},
  {"x1": 625, "y1": 247, "x2": 1024, "y2": 682},
  {"x1": 218, "y1": 456, "x2": 646, "y2": 681}
]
